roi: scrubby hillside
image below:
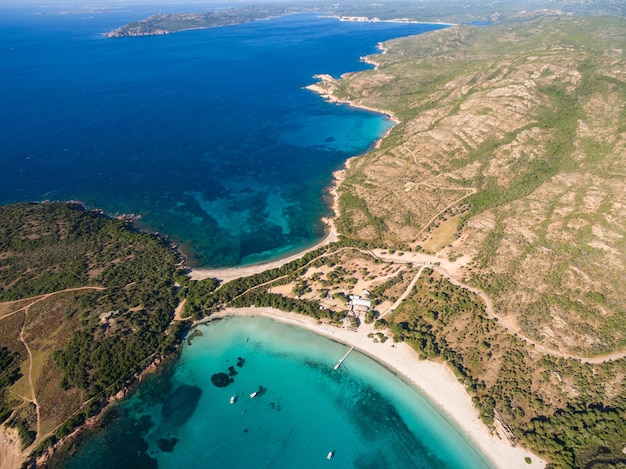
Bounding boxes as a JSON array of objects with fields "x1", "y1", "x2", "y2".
[
  {"x1": 327, "y1": 16, "x2": 625, "y2": 357},
  {"x1": 317, "y1": 16, "x2": 626, "y2": 467}
]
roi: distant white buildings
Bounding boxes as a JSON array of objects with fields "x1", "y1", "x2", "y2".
[{"x1": 338, "y1": 16, "x2": 381, "y2": 22}]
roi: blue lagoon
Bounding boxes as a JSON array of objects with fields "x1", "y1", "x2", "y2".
[{"x1": 64, "y1": 317, "x2": 494, "y2": 468}]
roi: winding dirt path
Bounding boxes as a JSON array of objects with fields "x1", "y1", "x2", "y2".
[
  {"x1": 428, "y1": 266, "x2": 626, "y2": 364},
  {"x1": 18, "y1": 306, "x2": 40, "y2": 438},
  {"x1": 0, "y1": 285, "x2": 106, "y2": 462},
  {"x1": 173, "y1": 298, "x2": 188, "y2": 321},
  {"x1": 415, "y1": 187, "x2": 476, "y2": 237},
  {"x1": 380, "y1": 265, "x2": 426, "y2": 318},
  {"x1": 191, "y1": 230, "x2": 626, "y2": 365},
  {"x1": 0, "y1": 286, "x2": 106, "y2": 321},
  {"x1": 374, "y1": 253, "x2": 626, "y2": 365}
]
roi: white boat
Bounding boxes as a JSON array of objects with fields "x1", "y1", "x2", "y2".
[
  {"x1": 250, "y1": 391, "x2": 258, "y2": 398},
  {"x1": 230, "y1": 395, "x2": 237, "y2": 404},
  {"x1": 327, "y1": 451, "x2": 334, "y2": 460}
]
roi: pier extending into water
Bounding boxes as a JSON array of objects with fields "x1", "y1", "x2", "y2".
[{"x1": 334, "y1": 346, "x2": 355, "y2": 370}]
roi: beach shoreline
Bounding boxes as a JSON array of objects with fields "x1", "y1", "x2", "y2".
[
  {"x1": 205, "y1": 307, "x2": 545, "y2": 469},
  {"x1": 305, "y1": 72, "x2": 401, "y2": 129},
  {"x1": 188, "y1": 167, "x2": 344, "y2": 283}
]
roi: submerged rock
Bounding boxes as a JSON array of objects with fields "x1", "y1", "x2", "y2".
[
  {"x1": 157, "y1": 436, "x2": 179, "y2": 452},
  {"x1": 211, "y1": 372, "x2": 233, "y2": 388}
]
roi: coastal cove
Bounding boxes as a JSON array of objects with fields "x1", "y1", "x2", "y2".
[
  {"x1": 62, "y1": 314, "x2": 519, "y2": 469},
  {"x1": 2, "y1": 8, "x2": 510, "y2": 468},
  {"x1": 2, "y1": 4, "x2": 625, "y2": 468}
]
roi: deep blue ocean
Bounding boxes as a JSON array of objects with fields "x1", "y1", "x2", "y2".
[{"x1": 0, "y1": 5, "x2": 445, "y2": 267}]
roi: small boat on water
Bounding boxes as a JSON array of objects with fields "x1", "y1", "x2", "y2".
[
  {"x1": 327, "y1": 450, "x2": 334, "y2": 460},
  {"x1": 250, "y1": 391, "x2": 258, "y2": 398},
  {"x1": 230, "y1": 395, "x2": 237, "y2": 404}
]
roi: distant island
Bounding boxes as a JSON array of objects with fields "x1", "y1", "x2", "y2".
[
  {"x1": 104, "y1": 3, "x2": 323, "y2": 37},
  {"x1": 104, "y1": 0, "x2": 626, "y2": 38}
]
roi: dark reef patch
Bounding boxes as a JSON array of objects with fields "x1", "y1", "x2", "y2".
[
  {"x1": 161, "y1": 384, "x2": 202, "y2": 426},
  {"x1": 55, "y1": 408, "x2": 157, "y2": 469},
  {"x1": 157, "y1": 436, "x2": 179, "y2": 452},
  {"x1": 211, "y1": 372, "x2": 233, "y2": 388}
]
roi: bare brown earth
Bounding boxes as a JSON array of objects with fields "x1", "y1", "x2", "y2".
[{"x1": 313, "y1": 16, "x2": 625, "y2": 357}]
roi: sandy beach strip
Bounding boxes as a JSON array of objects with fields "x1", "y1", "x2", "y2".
[
  {"x1": 207, "y1": 307, "x2": 546, "y2": 469},
  {"x1": 189, "y1": 166, "x2": 345, "y2": 284},
  {"x1": 188, "y1": 227, "x2": 337, "y2": 283}
]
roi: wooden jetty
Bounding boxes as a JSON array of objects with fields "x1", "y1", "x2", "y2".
[{"x1": 334, "y1": 346, "x2": 354, "y2": 370}]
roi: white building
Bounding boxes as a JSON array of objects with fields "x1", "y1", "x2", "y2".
[{"x1": 349, "y1": 295, "x2": 371, "y2": 312}]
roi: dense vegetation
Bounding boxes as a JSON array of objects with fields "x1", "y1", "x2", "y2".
[
  {"x1": 230, "y1": 290, "x2": 341, "y2": 322},
  {"x1": 0, "y1": 202, "x2": 174, "y2": 300},
  {"x1": 0, "y1": 347, "x2": 22, "y2": 423},
  {"x1": 0, "y1": 202, "x2": 184, "y2": 454}
]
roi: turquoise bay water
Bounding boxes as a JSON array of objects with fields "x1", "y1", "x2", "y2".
[
  {"x1": 0, "y1": 6, "x2": 445, "y2": 267},
  {"x1": 66, "y1": 317, "x2": 493, "y2": 468}
]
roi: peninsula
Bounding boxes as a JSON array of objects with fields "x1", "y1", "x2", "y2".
[
  {"x1": 104, "y1": 4, "x2": 313, "y2": 37},
  {"x1": 104, "y1": 0, "x2": 626, "y2": 38}
]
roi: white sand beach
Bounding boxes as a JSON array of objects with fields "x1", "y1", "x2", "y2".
[
  {"x1": 208, "y1": 307, "x2": 546, "y2": 469},
  {"x1": 189, "y1": 226, "x2": 338, "y2": 283}
]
